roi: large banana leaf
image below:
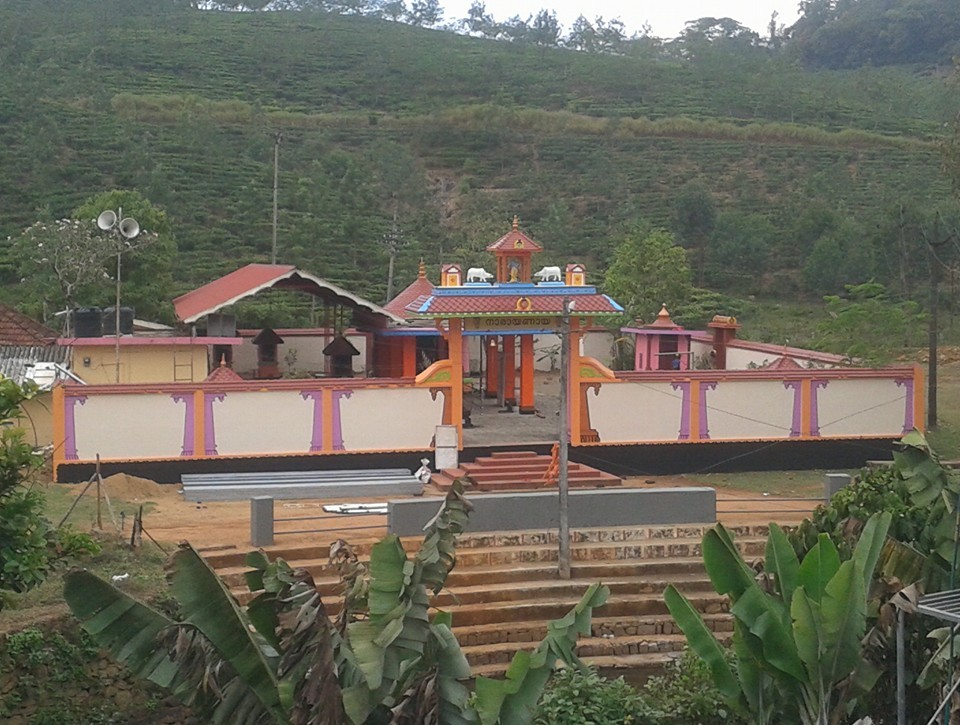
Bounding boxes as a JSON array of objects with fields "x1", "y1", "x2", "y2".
[
  {"x1": 819, "y1": 561, "x2": 866, "y2": 693},
  {"x1": 702, "y1": 524, "x2": 757, "y2": 600},
  {"x1": 664, "y1": 583, "x2": 741, "y2": 705},
  {"x1": 731, "y1": 585, "x2": 806, "y2": 682},
  {"x1": 63, "y1": 569, "x2": 179, "y2": 689},
  {"x1": 416, "y1": 479, "x2": 472, "y2": 594},
  {"x1": 733, "y1": 627, "x2": 786, "y2": 725},
  {"x1": 850, "y1": 511, "x2": 891, "y2": 594},
  {"x1": 473, "y1": 582, "x2": 609, "y2": 725},
  {"x1": 167, "y1": 543, "x2": 287, "y2": 723},
  {"x1": 791, "y1": 586, "x2": 823, "y2": 686},
  {"x1": 387, "y1": 611, "x2": 478, "y2": 725},
  {"x1": 765, "y1": 523, "x2": 799, "y2": 606},
  {"x1": 64, "y1": 568, "x2": 272, "y2": 723},
  {"x1": 796, "y1": 534, "x2": 841, "y2": 605}
]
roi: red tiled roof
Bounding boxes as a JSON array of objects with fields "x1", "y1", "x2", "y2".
[
  {"x1": 175, "y1": 264, "x2": 295, "y2": 323},
  {"x1": 412, "y1": 294, "x2": 620, "y2": 316},
  {"x1": 486, "y1": 218, "x2": 543, "y2": 253},
  {"x1": 204, "y1": 360, "x2": 243, "y2": 383},
  {"x1": 173, "y1": 264, "x2": 403, "y2": 325},
  {"x1": 385, "y1": 264, "x2": 435, "y2": 319},
  {"x1": 0, "y1": 304, "x2": 57, "y2": 346},
  {"x1": 760, "y1": 356, "x2": 804, "y2": 370},
  {"x1": 204, "y1": 361, "x2": 244, "y2": 383}
]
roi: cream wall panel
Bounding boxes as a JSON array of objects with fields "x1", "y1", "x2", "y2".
[
  {"x1": 703, "y1": 381, "x2": 794, "y2": 440},
  {"x1": 339, "y1": 388, "x2": 443, "y2": 450},
  {"x1": 817, "y1": 378, "x2": 907, "y2": 437},
  {"x1": 589, "y1": 382, "x2": 683, "y2": 443},
  {"x1": 214, "y1": 391, "x2": 314, "y2": 455},
  {"x1": 74, "y1": 394, "x2": 183, "y2": 459}
]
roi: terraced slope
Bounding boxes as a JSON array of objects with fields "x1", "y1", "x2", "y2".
[{"x1": 208, "y1": 523, "x2": 768, "y2": 679}]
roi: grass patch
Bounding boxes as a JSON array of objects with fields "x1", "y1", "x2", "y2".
[{"x1": 684, "y1": 469, "x2": 843, "y2": 497}]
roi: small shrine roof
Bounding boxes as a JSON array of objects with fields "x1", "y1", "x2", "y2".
[
  {"x1": 647, "y1": 305, "x2": 682, "y2": 329},
  {"x1": 252, "y1": 328, "x2": 284, "y2": 345},
  {"x1": 760, "y1": 356, "x2": 804, "y2": 370},
  {"x1": 486, "y1": 217, "x2": 543, "y2": 253},
  {"x1": 384, "y1": 261, "x2": 435, "y2": 320},
  {"x1": 204, "y1": 360, "x2": 244, "y2": 383},
  {"x1": 323, "y1": 336, "x2": 360, "y2": 356}
]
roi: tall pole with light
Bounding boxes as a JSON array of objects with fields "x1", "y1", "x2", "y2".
[
  {"x1": 557, "y1": 296, "x2": 571, "y2": 579},
  {"x1": 96, "y1": 208, "x2": 140, "y2": 384}
]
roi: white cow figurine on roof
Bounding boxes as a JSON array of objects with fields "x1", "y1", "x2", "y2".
[
  {"x1": 466, "y1": 267, "x2": 494, "y2": 283},
  {"x1": 534, "y1": 266, "x2": 562, "y2": 282}
]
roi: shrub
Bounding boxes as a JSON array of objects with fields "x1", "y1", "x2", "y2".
[
  {"x1": 533, "y1": 666, "x2": 660, "y2": 724},
  {"x1": 641, "y1": 651, "x2": 747, "y2": 725},
  {"x1": 789, "y1": 465, "x2": 924, "y2": 560}
]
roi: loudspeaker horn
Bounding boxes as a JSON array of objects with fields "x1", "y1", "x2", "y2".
[
  {"x1": 118, "y1": 218, "x2": 140, "y2": 239},
  {"x1": 96, "y1": 210, "x2": 117, "y2": 230}
]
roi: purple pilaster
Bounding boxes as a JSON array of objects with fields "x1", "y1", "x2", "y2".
[
  {"x1": 332, "y1": 390, "x2": 352, "y2": 450},
  {"x1": 783, "y1": 381, "x2": 803, "y2": 437},
  {"x1": 699, "y1": 381, "x2": 717, "y2": 440},
  {"x1": 671, "y1": 382, "x2": 691, "y2": 440},
  {"x1": 810, "y1": 380, "x2": 829, "y2": 437},
  {"x1": 64, "y1": 395, "x2": 87, "y2": 460},
  {"x1": 300, "y1": 391, "x2": 324, "y2": 452},
  {"x1": 896, "y1": 378, "x2": 915, "y2": 434},
  {"x1": 203, "y1": 393, "x2": 225, "y2": 455},
  {"x1": 171, "y1": 394, "x2": 195, "y2": 456}
]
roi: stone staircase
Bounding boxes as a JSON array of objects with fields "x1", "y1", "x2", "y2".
[
  {"x1": 430, "y1": 450, "x2": 622, "y2": 491},
  {"x1": 207, "y1": 524, "x2": 767, "y2": 680}
]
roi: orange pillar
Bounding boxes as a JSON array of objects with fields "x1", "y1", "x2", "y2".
[
  {"x1": 569, "y1": 318, "x2": 582, "y2": 445},
  {"x1": 519, "y1": 334, "x2": 535, "y2": 414},
  {"x1": 448, "y1": 319, "x2": 464, "y2": 446},
  {"x1": 503, "y1": 335, "x2": 517, "y2": 406},
  {"x1": 401, "y1": 336, "x2": 417, "y2": 377},
  {"x1": 51, "y1": 384, "x2": 65, "y2": 481},
  {"x1": 484, "y1": 336, "x2": 499, "y2": 398}
]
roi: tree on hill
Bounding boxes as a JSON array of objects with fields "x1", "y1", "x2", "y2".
[
  {"x1": 563, "y1": 15, "x2": 626, "y2": 53},
  {"x1": 789, "y1": 0, "x2": 960, "y2": 68},
  {"x1": 674, "y1": 17, "x2": 763, "y2": 59},
  {"x1": 672, "y1": 182, "x2": 716, "y2": 287},
  {"x1": 603, "y1": 226, "x2": 692, "y2": 323}
]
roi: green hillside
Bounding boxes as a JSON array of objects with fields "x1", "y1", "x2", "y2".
[{"x1": 0, "y1": 0, "x2": 956, "y2": 321}]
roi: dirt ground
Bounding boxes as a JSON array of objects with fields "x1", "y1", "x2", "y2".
[{"x1": 52, "y1": 471, "x2": 819, "y2": 552}]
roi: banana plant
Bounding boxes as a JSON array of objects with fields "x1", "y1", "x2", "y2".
[
  {"x1": 63, "y1": 481, "x2": 609, "y2": 725},
  {"x1": 665, "y1": 512, "x2": 891, "y2": 725}
]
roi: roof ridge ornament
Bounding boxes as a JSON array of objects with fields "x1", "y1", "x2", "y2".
[{"x1": 512, "y1": 215, "x2": 519, "y2": 230}]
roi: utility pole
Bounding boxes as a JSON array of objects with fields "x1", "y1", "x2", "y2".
[
  {"x1": 271, "y1": 131, "x2": 282, "y2": 264},
  {"x1": 381, "y1": 204, "x2": 407, "y2": 304},
  {"x1": 922, "y1": 213, "x2": 953, "y2": 429},
  {"x1": 558, "y1": 297, "x2": 571, "y2": 579}
]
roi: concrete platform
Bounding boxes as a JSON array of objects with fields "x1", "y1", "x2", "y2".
[{"x1": 181, "y1": 468, "x2": 422, "y2": 502}]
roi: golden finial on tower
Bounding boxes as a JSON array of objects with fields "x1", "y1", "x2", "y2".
[
  {"x1": 512, "y1": 215, "x2": 519, "y2": 230},
  {"x1": 418, "y1": 258, "x2": 426, "y2": 278}
]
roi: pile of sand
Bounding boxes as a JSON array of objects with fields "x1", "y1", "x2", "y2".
[{"x1": 100, "y1": 473, "x2": 176, "y2": 501}]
